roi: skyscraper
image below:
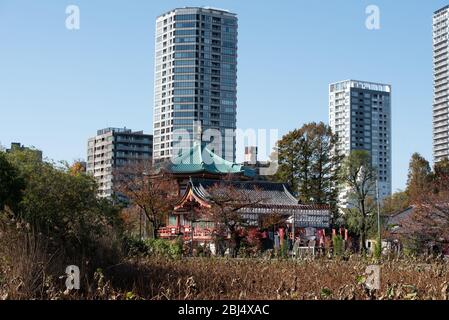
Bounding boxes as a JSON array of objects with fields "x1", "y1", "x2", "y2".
[
  {"x1": 86, "y1": 128, "x2": 153, "y2": 198},
  {"x1": 433, "y1": 5, "x2": 449, "y2": 162},
  {"x1": 152, "y1": 7, "x2": 238, "y2": 163},
  {"x1": 329, "y1": 80, "x2": 392, "y2": 201}
]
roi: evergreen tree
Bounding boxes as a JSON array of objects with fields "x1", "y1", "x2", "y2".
[
  {"x1": 274, "y1": 122, "x2": 341, "y2": 208},
  {"x1": 406, "y1": 153, "x2": 431, "y2": 203}
]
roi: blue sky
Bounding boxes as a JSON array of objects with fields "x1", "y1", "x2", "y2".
[{"x1": 0, "y1": 0, "x2": 445, "y2": 191}]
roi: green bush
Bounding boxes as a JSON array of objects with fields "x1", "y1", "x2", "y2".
[
  {"x1": 123, "y1": 236, "x2": 147, "y2": 256},
  {"x1": 168, "y1": 238, "x2": 183, "y2": 258},
  {"x1": 146, "y1": 239, "x2": 168, "y2": 256},
  {"x1": 333, "y1": 235, "x2": 344, "y2": 257},
  {"x1": 280, "y1": 242, "x2": 289, "y2": 258},
  {"x1": 125, "y1": 237, "x2": 183, "y2": 259}
]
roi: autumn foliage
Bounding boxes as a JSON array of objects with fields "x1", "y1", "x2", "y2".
[{"x1": 114, "y1": 161, "x2": 179, "y2": 238}]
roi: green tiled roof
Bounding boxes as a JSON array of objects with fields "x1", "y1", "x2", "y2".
[{"x1": 167, "y1": 143, "x2": 255, "y2": 177}]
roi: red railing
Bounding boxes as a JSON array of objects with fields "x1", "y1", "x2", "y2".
[
  {"x1": 157, "y1": 226, "x2": 180, "y2": 238},
  {"x1": 157, "y1": 226, "x2": 213, "y2": 241}
]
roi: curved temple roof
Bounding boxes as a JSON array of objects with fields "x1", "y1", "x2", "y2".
[
  {"x1": 176, "y1": 178, "x2": 330, "y2": 228},
  {"x1": 167, "y1": 143, "x2": 256, "y2": 177},
  {"x1": 190, "y1": 179, "x2": 300, "y2": 206}
]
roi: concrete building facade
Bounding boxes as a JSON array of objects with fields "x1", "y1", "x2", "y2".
[
  {"x1": 86, "y1": 128, "x2": 153, "y2": 198},
  {"x1": 152, "y1": 7, "x2": 238, "y2": 163},
  {"x1": 433, "y1": 5, "x2": 449, "y2": 162},
  {"x1": 329, "y1": 80, "x2": 392, "y2": 202}
]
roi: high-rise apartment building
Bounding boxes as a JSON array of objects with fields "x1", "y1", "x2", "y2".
[
  {"x1": 86, "y1": 128, "x2": 153, "y2": 198},
  {"x1": 433, "y1": 5, "x2": 449, "y2": 162},
  {"x1": 329, "y1": 80, "x2": 392, "y2": 201},
  {"x1": 153, "y1": 7, "x2": 238, "y2": 163}
]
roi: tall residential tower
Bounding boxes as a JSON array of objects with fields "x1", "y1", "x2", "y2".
[
  {"x1": 152, "y1": 7, "x2": 238, "y2": 163},
  {"x1": 433, "y1": 5, "x2": 449, "y2": 162},
  {"x1": 329, "y1": 80, "x2": 392, "y2": 201}
]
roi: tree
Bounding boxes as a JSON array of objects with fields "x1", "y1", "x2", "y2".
[
  {"x1": 260, "y1": 212, "x2": 286, "y2": 231},
  {"x1": 382, "y1": 191, "x2": 410, "y2": 215},
  {"x1": 433, "y1": 158, "x2": 449, "y2": 192},
  {"x1": 0, "y1": 152, "x2": 24, "y2": 212},
  {"x1": 1, "y1": 148, "x2": 123, "y2": 297},
  {"x1": 339, "y1": 150, "x2": 377, "y2": 254},
  {"x1": 273, "y1": 129, "x2": 301, "y2": 193},
  {"x1": 392, "y1": 157, "x2": 449, "y2": 255},
  {"x1": 202, "y1": 179, "x2": 265, "y2": 257},
  {"x1": 404, "y1": 160, "x2": 449, "y2": 253},
  {"x1": 434, "y1": 158, "x2": 449, "y2": 177},
  {"x1": 69, "y1": 160, "x2": 86, "y2": 176},
  {"x1": 3, "y1": 148, "x2": 123, "y2": 263},
  {"x1": 406, "y1": 153, "x2": 431, "y2": 204},
  {"x1": 274, "y1": 122, "x2": 341, "y2": 207},
  {"x1": 114, "y1": 161, "x2": 179, "y2": 239}
]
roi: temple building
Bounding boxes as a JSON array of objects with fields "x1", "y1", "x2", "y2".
[
  {"x1": 163, "y1": 142, "x2": 255, "y2": 194},
  {"x1": 156, "y1": 143, "x2": 331, "y2": 253}
]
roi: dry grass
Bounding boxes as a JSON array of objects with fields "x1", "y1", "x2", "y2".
[
  {"x1": 102, "y1": 256, "x2": 449, "y2": 300},
  {"x1": 2, "y1": 252, "x2": 449, "y2": 300},
  {"x1": 0, "y1": 217, "x2": 121, "y2": 300},
  {"x1": 0, "y1": 221, "x2": 60, "y2": 300},
  {"x1": 2, "y1": 217, "x2": 449, "y2": 301}
]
